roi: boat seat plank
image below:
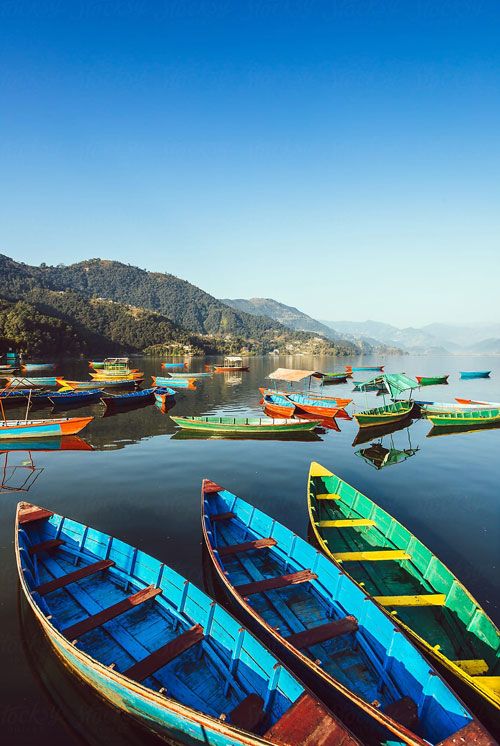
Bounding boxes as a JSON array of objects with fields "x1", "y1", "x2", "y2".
[
  {"x1": 316, "y1": 519, "x2": 375, "y2": 528},
  {"x1": 286, "y1": 615, "x2": 358, "y2": 649},
  {"x1": 29, "y1": 539, "x2": 64, "y2": 556},
  {"x1": 333, "y1": 549, "x2": 411, "y2": 562},
  {"x1": 228, "y1": 694, "x2": 265, "y2": 732},
  {"x1": 315, "y1": 493, "x2": 341, "y2": 501},
  {"x1": 36, "y1": 559, "x2": 115, "y2": 596},
  {"x1": 218, "y1": 538, "x2": 277, "y2": 557},
  {"x1": 62, "y1": 585, "x2": 162, "y2": 640},
  {"x1": 19, "y1": 507, "x2": 53, "y2": 525},
  {"x1": 211, "y1": 512, "x2": 236, "y2": 523},
  {"x1": 383, "y1": 696, "x2": 419, "y2": 730},
  {"x1": 436, "y1": 721, "x2": 493, "y2": 745},
  {"x1": 264, "y1": 692, "x2": 355, "y2": 746},
  {"x1": 453, "y1": 659, "x2": 489, "y2": 676},
  {"x1": 374, "y1": 593, "x2": 446, "y2": 607},
  {"x1": 472, "y1": 676, "x2": 500, "y2": 695},
  {"x1": 123, "y1": 623, "x2": 204, "y2": 682},
  {"x1": 236, "y1": 569, "x2": 317, "y2": 597}
]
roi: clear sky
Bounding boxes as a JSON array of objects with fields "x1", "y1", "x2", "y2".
[{"x1": 1, "y1": 1, "x2": 499, "y2": 326}]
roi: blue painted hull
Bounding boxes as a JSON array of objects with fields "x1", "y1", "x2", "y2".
[
  {"x1": 162, "y1": 362, "x2": 186, "y2": 368},
  {"x1": 154, "y1": 377, "x2": 194, "y2": 389},
  {"x1": 460, "y1": 371, "x2": 491, "y2": 379},
  {"x1": 48, "y1": 390, "x2": 103, "y2": 406},
  {"x1": 16, "y1": 505, "x2": 355, "y2": 746},
  {"x1": 102, "y1": 388, "x2": 155, "y2": 407},
  {"x1": 4, "y1": 376, "x2": 59, "y2": 387}
]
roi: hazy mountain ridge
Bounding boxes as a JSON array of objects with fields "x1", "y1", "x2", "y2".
[{"x1": 0, "y1": 254, "x2": 356, "y2": 355}]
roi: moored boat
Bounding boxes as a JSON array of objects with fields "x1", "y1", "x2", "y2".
[
  {"x1": 261, "y1": 393, "x2": 295, "y2": 418},
  {"x1": 153, "y1": 387, "x2": 176, "y2": 407},
  {"x1": 48, "y1": 389, "x2": 104, "y2": 406},
  {"x1": 202, "y1": 480, "x2": 492, "y2": 745},
  {"x1": 16, "y1": 503, "x2": 358, "y2": 746},
  {"x1": 171, "y1": 415, "x2": 317, "y2": 433},
  {"x1": 416, "y1": 375, "x2": 449, "y2": 386},
  {"x1": 60, "y1": 379, "x2": 141, "y2": 390},
  {"x1": 152, "y1": 376, "x2": 197, "y2": 390},
  {"x1": 90, "y1": 370, "x2": 144, "y2": 381},
  {"x1": 88, "y1": 360, "x2": 105, "y2": 369},
  {"x1": 101, "y1": 387, "x2": 155, "y2": 408},
  {"x1": 420, "y1": 402, "x2": 488, "y2": 416},
  {"x1": 346, "y1": 365, "x2": 384, "y2": 372},
  {"x1": 21, "y1": 362, "x2": 55, "y2": 372},
  {"x1": 161, "y1": 362, "x2": 187, "y2": 369},
  {"x1": 427, "y1": 408, "x2": 500, "y2": 427},
  {"x1": 213, "y1": 356, "x2": 250, "y2": 373},
  {"x1": 353, "y1": 401, "x2": 414, "y2": 428},
  {"x1": 0, "y1": 416, "x2": 93, "y2": 439},
  {"x1": 307, "y1": 461, "x2": 500, "y2": 727},
  {"x1": 4, "y1": 376, "x2": 60, "y2": 388},
  {"x1": 167, "y1": 372, "x2": 212, "y2": 379},
  {"x1": 460, "y1": 371, "x2": 491, "y2": 379},
  {"x1": 322, "y1": 372, "x2": 349, "y2": 384},
  {"x1": 456, "y1": 398, "x2": 500, "y2": 407},
  {"x1": 259, "y1": 388, "x2": 352, "y2": 410}
]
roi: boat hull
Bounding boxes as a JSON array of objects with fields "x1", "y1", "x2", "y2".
[
  {"x1": 48, "y1": 390, "x2": 103, "y2": 406},
  {"x1": 0, "y1": 416, "x2": 93, "y2": 439},
  {"x1": 460, "y1": 371, "x2": 491, "y2": 379},
  {"x1": 428, "y1": 408, "x2": 500, "y2": 426},
  {"x1": 153, "y1": 376, "x2": 196, "y2": 390},
  {"x1": 354, "y1": 402, "x2": 414, "y2": 428},
  {"x1": 171, "y1": 416, "x2": 317, "y2": 433},
  {"x1": 346, "y1": 366, "x2": 384, "y2": 372},
  {"x1": 4, "y1": 376, "x2": 59, "y2": 387},
  {"x1": 101, "y1": 388, "x2": 155, "y2": 408},
  {"x1": 61, "y1": 379, "x2": 140, "y2": 390},
  {"x1": 261, "y1": 397, "x2": 295, "y2": 418},
  {"x1": 416, "y1": 376, "x2": 449, "y2": 386},
  {"x1": 214, "y1": 366, "x2": 249, "y2": 372}
]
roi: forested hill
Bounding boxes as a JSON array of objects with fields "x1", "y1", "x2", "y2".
[{"x1": 0, "y1": 254, "x2": 358, "y2": 356}]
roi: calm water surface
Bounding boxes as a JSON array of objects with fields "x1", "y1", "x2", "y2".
[{"x1": 1, "y1": 354, "x2": 499, "y2": 744}]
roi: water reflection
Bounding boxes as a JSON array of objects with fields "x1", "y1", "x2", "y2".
[
  {"x1": 0, "y1": 451, "x2": 44, "y2": 493},
  {"x1": 351, "y1": 414, "x2": 415, "y2": 446},
  {"x1": 354, "y1": 426, "x2": 419, "y2": 470},
  {"x1": 427, "y1": 421, "x2": 500, "y2": 438}
]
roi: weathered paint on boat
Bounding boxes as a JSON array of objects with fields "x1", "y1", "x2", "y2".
[
  {"x1": 307, "y1": 462, "x2": 500, "y2": 726},
  {"x1": 259, "y1": 388, "x2": 351, "y2": 409},
  {"x1": 152, "y1": 376, "x2": 197, "y2": 390},
  {"x1": 16, "y1": 503, "x2": 358, "y2": 746},
  {"x1": 354, "y1": 401, "x2": 414, "y2": 428},
  {"x1": 171, "y1": 416, "x2": 317, "y2": 433},
  {"x1": 427, "y1": 408, "x2": 500, "y2": 427},
  {"x1": 90, "y1": 371, "x2": 143, "y2": 381},
  {"x1": 60, "y1": 379, "x2": 141, "y2": 390},
  {"x1": 416, "y1": 375, "x2": 449, "y2": 386},
  {"x1": 202, "y1": 481, "x2": 491, "y2": 745},
  {"x1": 4, "y1": 376, "x2": 60, "y2": 387},
  {"x1": 153, "y1": 388, "x2": 177, "y2": 406},
  {"x1": 48, "y1": 389, "x2": 104, "y2": 406},
  {"x1": 101, "y1": 388, "x2": 155, "y2": 408},
  {"x1": 261, "y1": 394, "x2": 295, "y2": 418},
  {"x1": 0, "y1": 416, "x2": 93, "y2": 439},
  {"x1": 460, "y1": 371, "x2": 491, "y2": 379}
]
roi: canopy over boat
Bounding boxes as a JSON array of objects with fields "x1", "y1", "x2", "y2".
[
  {"x1": 355, "y1": 373, "x2": 419, "y2": 399},
  {"x1": 267, "y1": 368, "x2": 324, "y2": 382}
]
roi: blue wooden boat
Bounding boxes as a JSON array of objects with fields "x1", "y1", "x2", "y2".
[
  {"x1": 16, "y1": 503, "x2": 359, "y2": 746},
  {"x1": 154, "y1": 387, "x2": 177, "y2": 406},
  {"x1": 21, "y1": 362, "x2": 56, "y2": 372},
  {"x1": 0, "y1": 416, "x2": 93, "y2": 439},
  {"x1": 161, "y1": 362, "x2": 186, "y2": 369},
  {"x1": 48, "y1": 390, "x2": 104, "y2": 407},
  {"x1": 152, "y1": 376, "x2": 197, "y2": 390},
  {"x1": 346, "y1": 366, "x2": 384, "y2": 373},
  {"x1": 0, "y1": 388, "x2": 52, "y2": 404},
  {"x1": 101, "y1": 387, "x2": 155, "y2": 408},
  {"x1": 460, "y1": 371, "x2": 491, "y2": 379},
  {"x1": 4, "y1": 376, "x2": 60, "y2": 387},
  {"x1": 202, "y1": 481, "x2": 492, "y2": 745}
]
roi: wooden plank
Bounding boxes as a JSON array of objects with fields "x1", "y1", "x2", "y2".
[
  {"x1": 316, "y1": 519, "x2": 375, "y2": 528},
  {"x1": 62, "y1": 585, "x2": 162, "y2": 640},
  {"x1": 315, "y1": 493, "x2": 341, "y2": 501},
  {"x1": 36, "y1": 559, "x2": 115, "y2": 596},
  {"x1": 229, "y1": 694, "x2": 265, "y2": 733},
  {"x1": 286, "y1": 615, "x2": 358, "y2": 649},
  {"x1": 203, "y1": 481, "x2": 223, "y2": 493},
  {"x1": 264, "y1": 692, "x2": 357, "y2": 746},
  {"x1": 472, "y1": 676, "x2": 500, "y2": 695},
  {"x1": 453, "y1": 659, "x2": 489, "y2": 676},
  {"x1": 218, "y1": 538, "x2": 277, "y2": 557},
  {"x1": 437, "y1": 721, "x2": 495, "y2": 745},
  {"x1": 123, "y1": 624, "x2": 204, "y2": 682},
  {"x1": 28, "y1": 539, "x2": 64, "y2": 556},
  {"x1": 374, "y1": 593, "x2": 446, "y2": 607},
  {"x1": 210, "y1": 512, "x2": 236, "y2": 522},
  {"x1": 19, "y1": 507, "x2": 53, "y2": 525},
  {"x1": 383, "y1": 696, "x2": 419, "y2": 730},
  {"x1": 236, "y1": 569, "x2": 317, "y2": 597},
  {"x1": 333, "y1": 549, "x2": 411, "y2": 562}
]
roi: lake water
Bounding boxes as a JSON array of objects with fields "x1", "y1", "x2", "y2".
[{"x1": 1, "y1": 354, "x2": 499, "y2": 744}]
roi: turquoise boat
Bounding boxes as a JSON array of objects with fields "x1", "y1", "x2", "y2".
[
  {"x1": 0, "y1": 416, "x2": 93, "y2": 439},
  {"x1": 3, "y1": 376, "x2": 60, "y2": 387},
  {"x1": 153, "y1": 376, "x2": 197, "y2": 390},
  {"x1": 460, "y1": 371, "x2": 491, "y2": 379},
  {"x1": 16, "y1": 503, "x2": 358, "y2": 746},
  {"x1": 202, "y1": 481, "x2": 489, "y2": 745}
]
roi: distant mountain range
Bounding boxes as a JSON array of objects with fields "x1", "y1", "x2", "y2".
[{"x1": 0, "y1": 254, "x2": 357, "y2": 356}]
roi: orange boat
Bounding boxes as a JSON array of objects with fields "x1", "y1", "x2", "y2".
[{"x1": 0, "y1": 416, "x2": 93, "y2": 439}]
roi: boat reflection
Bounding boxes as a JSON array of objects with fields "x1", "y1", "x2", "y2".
[
  {"x1": 0, "y1": 435, "x2": 93, "y2": 452},
  {"x1": 427, "y1": 421, "x2": 500, "y2": 438},
  {"x1": 171, "y1": 428, "x2": 322, "y2": 442},
  {"x1": 351, "y1": 414, "x2": 415, "y2": 446},
  {"x1": 263, "y1": 407, "x2": 340, "y2": 431},
  {"x1": 0, "y1": 451, "x2": 44, "y2": 493},
  {"x1": 354, "y1": 433, "x2": 419, "y2": 470},
  {"x1": 18, "y1": 594, "x2": 164, "y2": 746}
]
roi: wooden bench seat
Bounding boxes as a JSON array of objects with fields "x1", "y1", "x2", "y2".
[
  {"x1": 236, "y1": 569, "x2": 317, "y2": 597},
  {"x1": 36, "y1": 559, "x2": 115, "y2": 596},
  {"x1": 218, "y1": 538, "x2": 277, "y2": 556},
  {"x1": 62, "y1": 585, "x2": 162, "y2": 640},
  {"x1": 264, "y1": 692, "x2": 356, "y2": 745},
  {"x1": 384, "y1": 696, "x2": 419, "y2": 730},
  {"x1": 210, "y1": 512, "x2": 236, "y2": 522},
  {"x1": 229, "y1": 694, "x2": 265, "y2": 732},
  {"x1": 29, "y1": 539, "x2": 64, "y2": 556},
  {"x1": 123, "y1": 623, "x2": 204, "y2": 683},
  {"x1": 286, "y1": 615, "x2": 358, "y2": 649},
  {"x1": 19, "y1": 507, "x2": 53, "y2": 525}
]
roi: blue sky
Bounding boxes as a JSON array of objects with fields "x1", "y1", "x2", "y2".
[{"x1": 1, "y1": 1, "x2": 499, "y2": 326}]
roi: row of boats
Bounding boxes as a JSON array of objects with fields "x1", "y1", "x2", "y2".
[{"x1": 16, "y1": 462, "x2": 498, "y2": 745}]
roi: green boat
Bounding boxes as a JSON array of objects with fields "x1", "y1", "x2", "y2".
[
  {"x1": 322, "y1": 372, "x2": 349, "y2": 384},
  {"x1": 169, "y1": 415, "x2": 318, "y2": 433},
  {"x1": 416, "y1": 375, "x2": 449, "y2": 386},
  {"x1": 307, "y1": 462, "x2": 500, "y2": 727},
  {"x1": 353, "y1": 400, "x2": 414, "y2": 428},
  {"x1": 427, "y1": 408, "x2": 500, "y2": 427}
]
